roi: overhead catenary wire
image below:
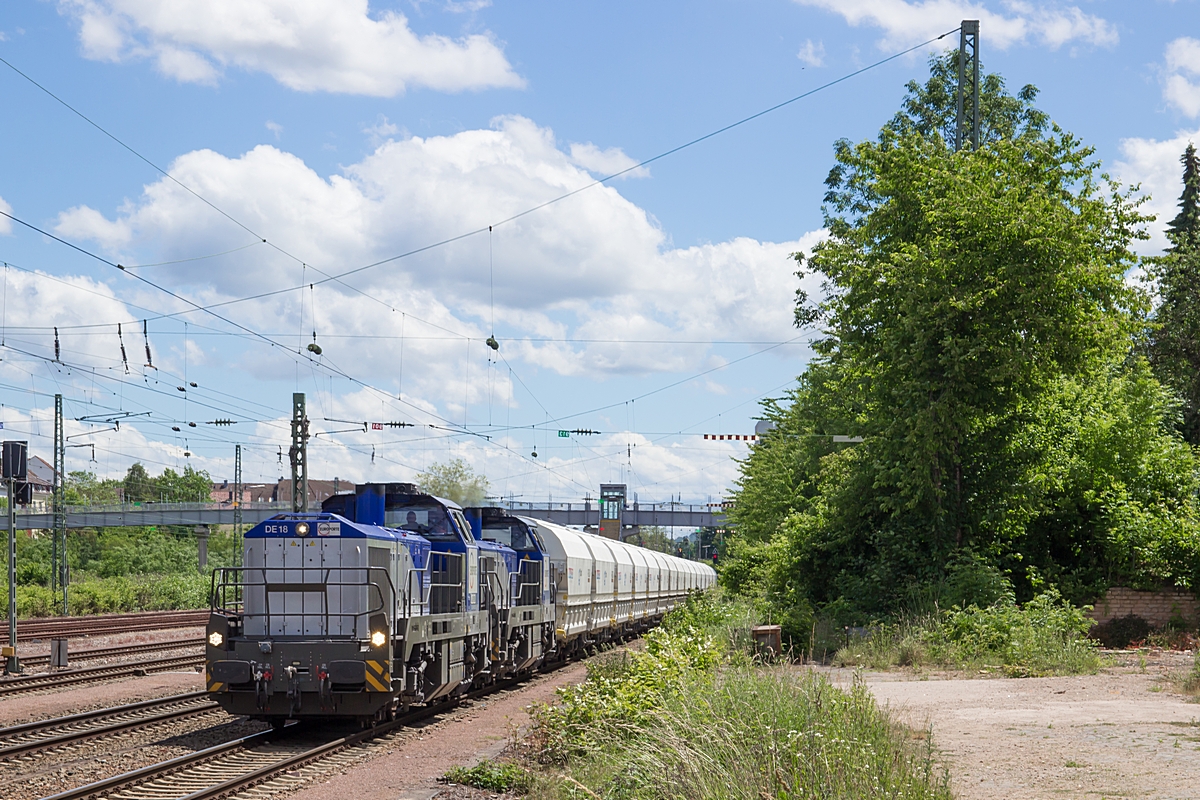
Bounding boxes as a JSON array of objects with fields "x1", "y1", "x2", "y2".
[
  {"x1": 0, "y1": 28, "x2": 958, "y2": 496},
  {"x1": 0, "y1": 28, "x2": 959, "y2": 335}
]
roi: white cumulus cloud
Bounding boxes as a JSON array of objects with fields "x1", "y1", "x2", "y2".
[
  {"x1": 0, "y1": 196, "x2": 12, "y2": 235},
  {"x1": 57, "y1": 0, "x2": 524, "y2": 95},
  {"x1": 1163, "y1": 37, "x2": 1200, "y2": 118},
  {"x1": 792, "y1": 0, "x2": 1117, "y2": 51},
  {"x1": 568, "y1": 142, "x2": 648, "y2": 179},
  {"x1": 53, "y1": 116, "x2": 817, "y2": 398},
  {"x1": 797, "y1": 39, "x2": 826, "y2": 67},
  {"x1": 1114, "y1": 125, "x2": 1200, "y2": 255}
]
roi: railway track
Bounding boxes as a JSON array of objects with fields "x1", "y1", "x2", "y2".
[
  {"x1": 0, "y1": 654, "x2": 204, "y2": 697},
  {"x1": 43, "y1": 677, "x2": 525, "y2": 800},
  {"x1": 17, "y1": 610, "x2": 208, "y2": 641},
  {"x1": 0, "y1": 692, "x2": 218, "y2": 760},
  {"x1": 19, "y1": 638, "x2": 203, "y2": 669}
]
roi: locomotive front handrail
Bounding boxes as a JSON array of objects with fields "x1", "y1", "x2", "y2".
[
  {"x1": 514, "y1": 557, "x2": 541, "y2": 607},
  {"x1": 210, "y1": 565, "x2": 397, "y2": 639},
  {"x1": 397, "y1": 550, "x2": 465, "y2": 617},
  {"x1": 483, "y1": 567, "x2": 507, "y2": 610}
]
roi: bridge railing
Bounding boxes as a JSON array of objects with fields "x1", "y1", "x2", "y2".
[{"x1": 61, "y1": 501, "x2": 292, "y2": 514}]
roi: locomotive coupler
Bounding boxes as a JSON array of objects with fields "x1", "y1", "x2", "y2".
[
  {"x1": 285, "y1": 665, "x2": 302, "y2": 716},
  {"x1": 253, "y1": 662, "x2": 274, "y2": 711},
  {"x1": 317, "y1": 664, "x2": 332, "y2": 708}
]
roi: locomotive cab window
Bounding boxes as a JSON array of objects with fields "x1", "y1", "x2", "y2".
[
  {"x1": 482, "y1": 523, "x2": 537, "y2": 551},
  {"x1": 386, "y1": 504, "x2": 461, "y2": 542}
]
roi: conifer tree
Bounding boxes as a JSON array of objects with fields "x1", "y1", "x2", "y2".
[
  {"x1": 1148, "y1": 143, "x2": 1200, "y2": 443},
  {"x1": 1166, "y1": 143, "x2": 1200, "y2": 248}
]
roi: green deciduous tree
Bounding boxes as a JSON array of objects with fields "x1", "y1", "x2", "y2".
[
  {"x1": 724, "y1": 54, "x2": 1193, "y2": 628},
  {"x1": 122, "y1": 463, "x2": 154, "y2": 502},
  {"x1": 63, "y1": 471, "x2": 122, "y2": 506},
  {"x1": 155, "y1": 466, "x2": 213, "y2": 503},
  {"x1": 416, "y1": 458, "x2": 490, "y2": 507}
]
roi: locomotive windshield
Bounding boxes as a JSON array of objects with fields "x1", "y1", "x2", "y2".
[
  {"x1": 482, "y1": 522, "x2": 538, "y2": 551},
  {"x1": 386, "y1": 504, "x2": 461, "y2": 542}
]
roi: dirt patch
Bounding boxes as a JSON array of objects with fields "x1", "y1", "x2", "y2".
[{"x1": 822, "y1": 650, "x2": 1200, "y2": 799}]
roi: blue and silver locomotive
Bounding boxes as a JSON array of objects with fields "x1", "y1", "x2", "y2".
[{"x1": 205, "y1": 482, "x2": 714, "y2": 724}]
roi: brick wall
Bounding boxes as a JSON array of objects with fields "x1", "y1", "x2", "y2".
[{"x1": 1088, "y1": 587, "x2": 1199, "y2": 628}]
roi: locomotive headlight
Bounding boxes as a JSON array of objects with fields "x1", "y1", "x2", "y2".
[
  {"x1": 370, "y1": 630, "x2": 387, "y2": 648},
  {"x1": 295, "y1": 522, "x2": 310, "y2": 537},
  {"x1": 208, "y1": 631, "x2": 224, "y2": 648}
]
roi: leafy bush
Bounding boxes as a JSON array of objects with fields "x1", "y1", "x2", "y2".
[
  {"x1": 526, "y1": 595, "x2": 952, "y2": 800},
  {"x1": 0, "y1": 573, "x2": 209, "y2": 617},
  {"x1": 444, "y1": 760, "x2": 530, "y2": 793},
  {"x1": 534, "y1": 595, "x2": 734, "y2": 760},
  {"x1": 836, "y1": 589, "x2": 1101, "y2": 676}
]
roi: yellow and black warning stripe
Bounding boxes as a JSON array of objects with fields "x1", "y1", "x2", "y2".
[{"x1": 365, "y1": 659, "x2": 390, "y2": 692}]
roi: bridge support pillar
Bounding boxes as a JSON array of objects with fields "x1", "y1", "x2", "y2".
[{"x1": 195, "y1": 525, "x2": 210, "y2": 572}]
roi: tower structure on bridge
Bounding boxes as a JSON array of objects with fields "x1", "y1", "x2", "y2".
[
  {"x1": 598, "y1": 484, "x2": 626, "y2": 540},
  {"x1": 52, "y1": 393, "x2": 67, "y2": 614},
  {"x1": 233, "y1": 443, "x2": 243, "y2": 567}
]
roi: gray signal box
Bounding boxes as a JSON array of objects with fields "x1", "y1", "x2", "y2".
[{"x1": 598, "y1": 484, "x2": 626, "y2": 540}]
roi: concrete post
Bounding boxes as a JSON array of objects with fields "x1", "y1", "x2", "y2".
[{"x1": 195, "y1": 525, "x2": 210, "y2": 572}]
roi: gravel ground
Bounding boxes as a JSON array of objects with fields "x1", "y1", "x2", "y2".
[
  {"x1": 13, "y1": 625, "x2": 205, "y2": 659},
  {"x1": 0, "y1": 670, "x2": 206, "y2": 726},
  {"x1": 820, "y1": 649, "x2": 1200, "y2": 800},
  {"x1": 1, "y1": 711, "x2": 268, "y2": 800},
  {"x1": 266, "y1": 662, "x2": 590, "y2": 800},
  {"x1": 0, "y1": 646, "x2": 260, "y2": 800}
]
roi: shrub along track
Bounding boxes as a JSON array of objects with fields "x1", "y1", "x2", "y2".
[{"x1": 0, "y1": 692, "x2": 219, "y2": 760}]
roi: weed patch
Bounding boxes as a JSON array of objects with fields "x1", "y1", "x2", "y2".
[
  {"x1": 444, "y1": 760, "x2": 529, "y2": 793},
  {"x1": 835, "y1": 589, "x2": 1101, "y2": 677},
  {"x1": 525, "y1": 594, "x2": 951, "y2": 800}
]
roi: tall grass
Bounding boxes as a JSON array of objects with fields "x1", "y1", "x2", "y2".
[
  {"x1": 533, "y1": 669, "x2": 950, "y2": 800},
  {"x1": 526, "y1": 594, "x2": 952, "y2": 800},
  {"x1": 834, "y1": 588, "x2": 1101, "y2": 677}
]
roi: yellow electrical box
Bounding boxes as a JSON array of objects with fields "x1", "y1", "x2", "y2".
[{"x1": 1, "y1": 645, "x2": 15, "y2": 657}]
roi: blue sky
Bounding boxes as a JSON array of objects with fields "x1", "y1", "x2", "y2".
[{"x1": 0, "y1": 0, "x2": 1197, "y2": 504}]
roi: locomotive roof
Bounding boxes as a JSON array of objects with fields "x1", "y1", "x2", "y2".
[{"x1": 245, "y1": 512, "x2": 430, "y2": 544}]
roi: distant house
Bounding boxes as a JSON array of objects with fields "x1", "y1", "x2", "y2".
[
  {"x1": 209, "y1": 478, "x2": 350, "y2": 507},
  {"x1": 209, "y1": 481, "x2": 276, "y2": 505},
  {"x1": 24, "y1": 455, "x2": 55, "y2": 510},
  {"x1": 0, "y1": 454, "x2": 56, "y2": 512}
]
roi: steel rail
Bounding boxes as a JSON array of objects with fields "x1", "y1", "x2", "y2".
[
  {"x1": 17, "y1": 610, "x2": 209, "y2": 641},
  {"x1": 19, "y1": 638, "x2": 203, "y2": 668},
  {"x1": 44, "y1": 675, "x2": 529, "y2": 800},
  {"x1": 0, "y1": 692, "x2": 219, "y2": 759},
  {"x1": 0, "y1": 654, "x2": 203, "y2": 696}
]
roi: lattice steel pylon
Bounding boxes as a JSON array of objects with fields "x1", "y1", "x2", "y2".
[
  {"x1": 956, "y1": 20, "x2": 980, "y2": 152},
  {"x1": 233, "y1": 443, "x2": 243, "y2": 567},
  {"x1": 53, "y1": 393, "x2": 67, "y2": 614},
  {"x1": 289, "y1": 393, "x2": 309, "y2": 513}
]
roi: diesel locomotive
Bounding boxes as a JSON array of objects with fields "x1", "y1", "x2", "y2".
[{"x1": 204, "y1": 482, "x2": 715, "y2": 724}]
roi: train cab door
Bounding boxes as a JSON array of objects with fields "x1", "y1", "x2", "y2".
[{"x1": 368, "y1": 545, "x2": 392, "y2": 634}]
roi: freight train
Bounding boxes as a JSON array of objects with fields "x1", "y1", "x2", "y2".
[{"x1": 204, "y1": 482, "x2": 716, "y2": 724}]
